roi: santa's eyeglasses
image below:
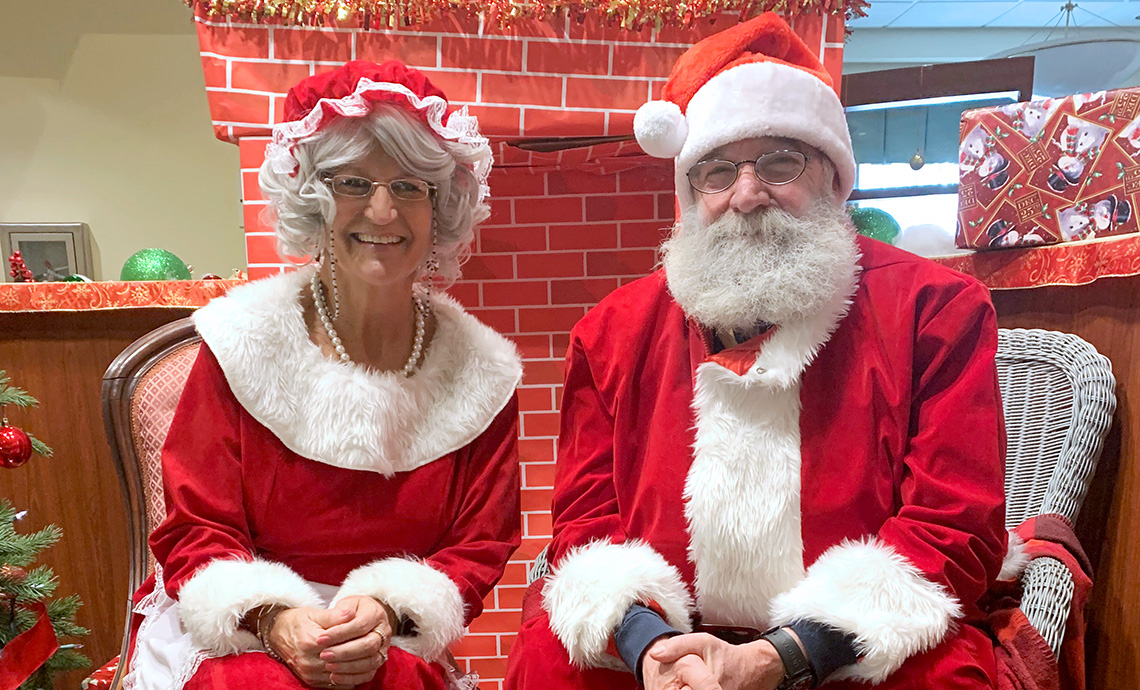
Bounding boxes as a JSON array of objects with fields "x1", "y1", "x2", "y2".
[{"x1": 686, "y1": 150, "x2": 809, "y2": 194}]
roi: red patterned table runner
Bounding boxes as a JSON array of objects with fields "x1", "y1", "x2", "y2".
[
  {"x1": 934, "y1": 233, "x2": 1140, "y2": 289},
  {"x1": 0, "y1": 280, "x2": 243, "y2": 312}
]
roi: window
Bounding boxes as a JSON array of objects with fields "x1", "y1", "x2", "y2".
[{"x1": 841, "y1": 58, "x2": 1034, "y2": 254}]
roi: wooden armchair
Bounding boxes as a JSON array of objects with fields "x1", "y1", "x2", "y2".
[{"x1": 84, "y1": 318, "x2": 201, "y2": 690}]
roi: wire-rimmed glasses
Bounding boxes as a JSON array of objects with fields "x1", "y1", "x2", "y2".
[
  {"x1": 686, "y1": 150, "x2": 809, "y2": 194},
  {"x1": 321, "y1": 173, "x2": 437, "y2": 202}
]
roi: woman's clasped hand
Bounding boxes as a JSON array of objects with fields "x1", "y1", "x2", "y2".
[{"x1": 263, "y1": 596, "x2": 396, "y2": 688}]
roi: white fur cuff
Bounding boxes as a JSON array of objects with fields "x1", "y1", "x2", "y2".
[
  {"x1": 769, "y1": 538, "x2": 962, "y2": 684},
  {"x1": 177, "y1": 558, "x2": 323, "y2": 655},
  {"x1": 999, "y1": 531, "x2": 1029, "y2": 581},
  {"x1": 542, "y1": 540, "x2": 694, "y2": 668},
  {"x1": 331, "y1": 558, "x2": 465, "y2": 661}
]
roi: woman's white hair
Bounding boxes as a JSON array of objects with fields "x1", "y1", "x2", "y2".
[{"x1": 258, "y1": 105, "x2": 490, "y2": 286}]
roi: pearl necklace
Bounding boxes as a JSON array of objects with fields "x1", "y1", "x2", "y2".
[{"x1": 310, "y1": 271, "x2": 428, "y2": 377}]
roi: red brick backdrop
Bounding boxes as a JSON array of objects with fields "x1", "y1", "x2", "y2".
[{"x1": 199, "y1": 8, "x2": 845, "y2": 687}]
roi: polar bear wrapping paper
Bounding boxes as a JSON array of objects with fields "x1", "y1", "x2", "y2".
[{"x1": 957, "y1": 87, "x2": 1140, "y2": 250}]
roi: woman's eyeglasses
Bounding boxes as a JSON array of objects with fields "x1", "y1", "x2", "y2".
[
  {"x1": 686, "y1": 150, "x2": 809, "y2": 194},
  {"x1": 321, "y1": 173, "x2": 437, "y2": 202}
]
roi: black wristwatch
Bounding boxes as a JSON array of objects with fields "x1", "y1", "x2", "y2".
[{"x1": 761, "y1": 626, "x2": 816, "y2": 690}]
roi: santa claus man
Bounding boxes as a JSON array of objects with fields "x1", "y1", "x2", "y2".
[{"x1": 505, "y1": 12, "x2": 1006, "y2": 690}]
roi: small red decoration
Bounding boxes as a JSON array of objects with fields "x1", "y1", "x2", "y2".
[
  {"x1": 0, "y1": 565, "x2": 28, "y2": 582},
  {"x1": 0, "y1": 425, "x2": 32, "y2": 468},
  {"x1": 8, "y1": 251, "x2": 34, "y2": 283}
]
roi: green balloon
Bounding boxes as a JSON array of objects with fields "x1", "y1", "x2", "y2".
[
  {"x1": 120, "y1": 249, "x2": 192, "y2": 281},
  {"x1": 850, "y1": 206, "x2": 902, "y2": 244}
]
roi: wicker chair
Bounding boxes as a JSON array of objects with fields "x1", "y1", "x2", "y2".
[
  {"x1": 525, "y1": 328, "x2": 1116, "y2": 660},
  {"x1": 91, "y1": 318, "x2": 201, "y2": 690},
  {"x1": 996, "y1": 327, "x2": 1115, "y2": 655}
]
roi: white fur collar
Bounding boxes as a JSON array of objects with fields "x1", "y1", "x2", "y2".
[{"x1": 192, "y1": 267, "x2": 522, "y2": 475}]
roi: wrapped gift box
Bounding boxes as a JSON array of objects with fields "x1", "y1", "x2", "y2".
[{"x1": 956, "y1": 87, "x2": 1140, "y2": 250}]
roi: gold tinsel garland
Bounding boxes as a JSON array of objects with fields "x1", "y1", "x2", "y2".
[{"x1": 183, "y1": 0, "x2": 869, "y2": 30}]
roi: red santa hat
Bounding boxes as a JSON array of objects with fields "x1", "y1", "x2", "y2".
[
  {"x1": 265, "y1": 60, "x2": 491, "y2": 204},
  {"x1": 634, "y1": 12, "x2": 855, "y2": 208}
]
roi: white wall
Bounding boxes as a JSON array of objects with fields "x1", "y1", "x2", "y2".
[{"x1": 0, "y1": 33, "x2": 243, "y2": 280}]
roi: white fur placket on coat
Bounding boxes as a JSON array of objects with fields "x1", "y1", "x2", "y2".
[{"x1": 684, "y1": 270, "x2": 858, "y2": 627}]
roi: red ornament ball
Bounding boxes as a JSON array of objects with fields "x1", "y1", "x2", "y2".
[
  {"x1": 0, "y1": 565, "x2": 27, "y2": 583},
  {"x1": 0, "y1": 425, "x2": 33, "y2": 468}
]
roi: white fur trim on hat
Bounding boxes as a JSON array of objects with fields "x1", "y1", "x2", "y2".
[
  {"x1": 634, "y1": 100, "x2": 689, "y2": 159},
  {"x1": 542, "y1": 539, "x2": 694, "y2": 669},
  {"x1": 673, "y1": 60, "x2": 855, "y2": 209},
  {"x1": 331, "y1": 558, "x2": 466, "y2": 661}
]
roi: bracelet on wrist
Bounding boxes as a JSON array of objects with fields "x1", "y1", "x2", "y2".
[
  {"x1": 373, "y1": 597, "x2": 399, "y2": 633},
  {"x1": 255, "y1": 605, "x2": 288, "y2": 664},
  {"x1": 370, "y1": 598, "x2": 417, "y2": 637}
]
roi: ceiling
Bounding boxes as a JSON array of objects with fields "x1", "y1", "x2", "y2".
[
  {"x1": 0, "y1": 0, "x2": 194, "y2": 80},
  {"x1": 845, "y1": 1, "x2": 1140, "y2": 87},
  {"x1": 849, "y1": 0, "x2": 1140, "y2": 29}
]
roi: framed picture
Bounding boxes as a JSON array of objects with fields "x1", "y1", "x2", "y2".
[{"x1": 1, "y1": 223, "x2": 96, "y2": 282}]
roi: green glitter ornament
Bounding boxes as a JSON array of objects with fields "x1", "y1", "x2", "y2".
[
  {"x1": 120, "y1": 249, "x2": 192, "y2": 281},
  {"x1": 849, "y1": 206, "x2": 902, "y2": 244}
]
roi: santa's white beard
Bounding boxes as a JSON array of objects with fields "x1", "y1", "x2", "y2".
[{"x1": 661, "y1": 200, "x2": 860, "y2": 333}]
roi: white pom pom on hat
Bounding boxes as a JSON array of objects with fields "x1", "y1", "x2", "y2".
[{"x1": 634, "y1": 100, "x2": 689, "y2": 159}]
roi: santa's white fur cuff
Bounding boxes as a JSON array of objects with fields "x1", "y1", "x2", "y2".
[
  {"x1": 769, "y1": 538, "x2": 962, "y2": 683},
  {"x1": 542, "y1": 539, "x2": 694, "y2": 668}
]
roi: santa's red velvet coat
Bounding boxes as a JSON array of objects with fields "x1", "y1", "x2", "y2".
[
  {"x1": 125, "y1": 267, "x2": 523, "y2": 690},
  {"x1": 507, "y1": 236, "x2": 1007, "y2": 689}
]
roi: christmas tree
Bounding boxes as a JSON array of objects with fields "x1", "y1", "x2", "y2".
[
  {"x1": 0, "y1": 371, "x2": 89, "y2": 688},
  {"x1": 0, "y1": 500, "x2": 90, "y2": 688}
]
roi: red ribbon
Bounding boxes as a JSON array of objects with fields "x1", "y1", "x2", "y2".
[{"x1": 0, "y1": 601, "x2": 60, "y2": 690}]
